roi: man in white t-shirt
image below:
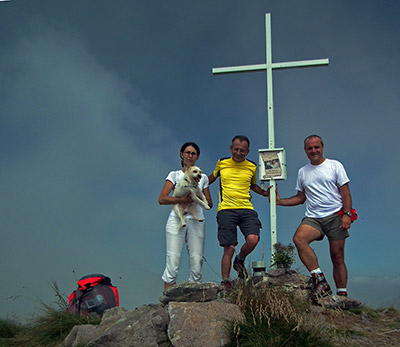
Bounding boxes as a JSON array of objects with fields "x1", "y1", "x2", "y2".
[{"x1": 275, "y1": 135, "x2": 353, "y2": 299}]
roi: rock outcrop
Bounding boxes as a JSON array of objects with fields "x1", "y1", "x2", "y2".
[
  {"x1": 64, "y1": 305, "x2": 170, "y2": 347},
  {"x1": 64, "y1": 272, "x2": 362, "y2": 347},
  {"x1": 167, "y1": 301, "x2": 244, "y2": 347},
  {"x1": 64, "y1": 282, "x2": 244, "y2": 347},
  {"x1": 159, "y1": 281, "x2": 221, "y2": 305}
]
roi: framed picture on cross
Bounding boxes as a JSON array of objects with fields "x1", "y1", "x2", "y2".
[{"x1": 259, "y1": 148, "x2": 287, "y2": 181}]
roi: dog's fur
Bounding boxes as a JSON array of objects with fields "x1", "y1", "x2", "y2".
[{"x1": 173, "y1": 166, "x2": 210, "y2": 228}]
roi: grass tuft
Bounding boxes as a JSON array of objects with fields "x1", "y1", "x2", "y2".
[
  {"x1": 1, "y1": 280, "x2": 100, "y2": 347},
  {"x1": 225, "y1": 280, "x2": 333, "y2": 346},
  {"x1": 21, "y1": 308, "x2": 100, "y2": 347},
  {"x1": 348, "y1": 306, "x2": 381, "y2": 320},
  {"x1": 0, "y1": 317, "x2": 25, "y2": 339}
]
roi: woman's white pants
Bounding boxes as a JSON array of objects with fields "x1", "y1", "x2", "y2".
[{"x1": 162, "y1": 215, "x2": 205, "y2": 284}]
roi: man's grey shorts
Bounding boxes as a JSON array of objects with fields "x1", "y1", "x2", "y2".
[
  {"x1": 300, "y1": 213, "x2": 349, "y2": 241},
  {"x1": 217, "y1": 209, "x2": 262, "y2": 246}
]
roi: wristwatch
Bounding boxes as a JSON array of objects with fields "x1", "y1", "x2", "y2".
[{"x1": 344, "y1": 211, "x2": 352, "y2": 217}]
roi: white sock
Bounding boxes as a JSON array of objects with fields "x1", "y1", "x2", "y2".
[
  {"x1": 337, "y1": 288, "x2": 347, "y2": 293},
  {"x1": 310, "y1": 268, "x2": 322, "y2": 275}
]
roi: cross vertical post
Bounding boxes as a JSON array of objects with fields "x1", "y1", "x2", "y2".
[
  {"x1": 212, "y1": 13, "x2": 329, "y2": 265},
  {"x1": 265, "y1": 14, "x2": 278, "y2": 258}
]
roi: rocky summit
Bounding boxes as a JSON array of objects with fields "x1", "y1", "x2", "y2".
[{"x1": 63, "y1": 270, "x2": 400, "y2": 347}]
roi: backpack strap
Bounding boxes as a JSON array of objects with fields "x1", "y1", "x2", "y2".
[{"x1": 77, "y1": 274, "x2": 109, "y2": 290}]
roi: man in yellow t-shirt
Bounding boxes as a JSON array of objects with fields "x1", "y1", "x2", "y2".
[{"x1": 208, "y1": 135, "x2": 270, "y2": 287}]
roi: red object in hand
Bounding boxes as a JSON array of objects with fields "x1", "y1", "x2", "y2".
[{"x1": 337, "y1": 208, "x2": 358, "y2": 223}]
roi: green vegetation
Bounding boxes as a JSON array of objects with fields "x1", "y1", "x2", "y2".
[
  {"x1": 271, "y1": 242, "x2": 296, "y2": 270},
  {"x1": 331, "y1": 327, "x2": 364, "y2": 338},
  {"x1": 348, "y1": 305, "x2": 382, "y2": 320},
  {"x1": 0, "y1": 281, "x2": 100, "y2": 347},
  {"x1": 20, "y1": 307, "x2": 100, "y2": 346},
  {"x1": 0, "y1": 317, "x2": 26, "y2": 339},
  {"x1": 225, "y1": 280, "x2": 333, "y2": 347}
]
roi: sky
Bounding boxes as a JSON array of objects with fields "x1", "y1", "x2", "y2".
[{"x1": 1, "y1": 0, "x2": 399, "y2": 320}]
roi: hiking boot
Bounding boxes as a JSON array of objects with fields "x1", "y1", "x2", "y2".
[
  {"x1": 309, "y1": 272, "x2": 332, "y2": 299},
  {"x1": 337, "y1": 291, "x2": 348, "y2": 297},
  {"x1": 233, "y1": 256, "x2": 248, "y2": 279},
  {"x1": 221, "y1": 279, "x2": 232, "y2": 290}
]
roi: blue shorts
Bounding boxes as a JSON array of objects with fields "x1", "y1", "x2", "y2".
[{"x1": 217, "y1": 209, "x2": 261, "y2": 246}]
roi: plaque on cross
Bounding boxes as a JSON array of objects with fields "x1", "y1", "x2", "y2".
[{"x1": 212, "y1": 13, "x2": 329, "y2": 265}]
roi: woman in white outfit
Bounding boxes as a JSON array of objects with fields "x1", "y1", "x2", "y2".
[{"x1": 159, "y1": 142, "x2": 213, "y2": 289}]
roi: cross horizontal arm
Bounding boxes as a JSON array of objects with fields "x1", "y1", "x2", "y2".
[
  {"x1": 212, "y1": 58, "x2": 329, "y2": 75},
  {"x1": 272, "y1": 58, "x2": 329, "y2": 69},
  {"x1": 212, "y1": 63, "x2": 267, "y2": 74}
]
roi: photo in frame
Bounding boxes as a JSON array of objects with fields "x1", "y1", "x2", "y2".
[{"x1": 259, "y1": 148, "x2": 287, "y2": 181}]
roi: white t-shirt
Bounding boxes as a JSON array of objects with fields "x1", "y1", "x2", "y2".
[
  {"x1": 166, "y1": 170, "x2": 209, "y2": 220},
  {"x1": 295, "y1": 159, "x2": 350, "y2": 218}
]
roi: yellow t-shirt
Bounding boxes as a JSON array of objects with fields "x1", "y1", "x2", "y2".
[{"x1": 212, "y1": 157, "x2": 257, "y2": 211}]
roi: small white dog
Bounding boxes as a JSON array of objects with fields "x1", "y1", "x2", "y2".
[{"x1": 173, "y1": 166, "x2": 211, "y2": 228}]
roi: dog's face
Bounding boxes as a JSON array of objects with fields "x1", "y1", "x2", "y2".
[{"x1": 185, "y1": 166, "x2": 203, "y2": 184}]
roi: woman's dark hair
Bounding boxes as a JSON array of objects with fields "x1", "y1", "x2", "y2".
[{"x1": 180, "y1": 142, "x2": 200, "y2": 167}]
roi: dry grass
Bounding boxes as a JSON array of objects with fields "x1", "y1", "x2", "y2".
[
  {"x1": 225, "y1": 280, "x2": 333, "y2": 346},
  {"x1": 0, "y1": 280, "x2": 100, "y2": 347}
]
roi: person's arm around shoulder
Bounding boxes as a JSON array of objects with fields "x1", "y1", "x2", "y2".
[
  {"x1": 208, "y1": 173, "x2": 217, "y2": 185},
  {"x1": 339, "y1": 183, "x2": 352, "y2": 230},
  {"x1": 158, "y1": 180, "x2": 192, "y2": 205},
  {"x1": 201, "y1": 174, "x2": 213, "y2": 209},
  {"x1": 203, "y1": 186, "x2": 213, "y2": 209},
  {"x1": 275, "y1": 187, "x2": 306, "y2": 206}
]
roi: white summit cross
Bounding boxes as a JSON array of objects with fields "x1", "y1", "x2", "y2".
[{"x1": 213, "y1": 13, "x2": 329, "y2": 264}]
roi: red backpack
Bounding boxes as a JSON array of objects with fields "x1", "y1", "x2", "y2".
[{"x1": 67, "y1": 274, "x2": 119, "y2": 317}]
